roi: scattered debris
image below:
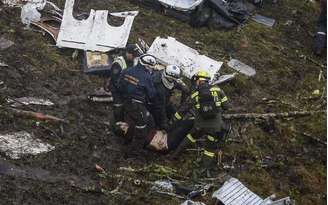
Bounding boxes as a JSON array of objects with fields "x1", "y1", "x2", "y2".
[
  {"x1": 0, "y1": 61, "x2": 8, "y2": 67},
  {"x1": 211, "y1": 73, "x2": 237, "y2": 85},
  {"x1": 56, "y1": 0, "x2": 138, "y2": 52},
  {"x1": 227, "y1": 59, "x2": 256, "y2": 76},
  {"x1": 252, "y1": 14, "x2": 276, "y2": 27},
  {"x1": 8, "y1": 108, "x2": 67, "y2": 123},
  {"x1": 181, "y1": 200, "x2": 206, "y2": 205},
  {"x1": 0, "y1": 37, "x2": 14, "y2": 50},
  {"x1": 82, "y1": 51, "x2": 113, "y2": 75},
  {"x1": 147, "y1": 36, "x2": 223, "y2": 79},
  {"x1": 1, "y1": 0, "x2": 23, "y2": 7},
  {"x1": 88, "y1": 88, "x2": 113, "y2": 103},
  {"x1": 7, "y1": 97, "x2": 54, "y2": 107},
  {"x1": 151, "y1": 180, "x2": 174, "y2": 193},
  {"x1": 212, "y1": 177, "x2": 294, "y2": 205},
  {"x1": 222, "y1": 110, "x2": 326, "y2": 120},
  {"x1": 157, "y1": 0, "x2": 203, "y2": 11},
  {"x1": 134, "y1": 0, "x2": 252, "y2": 29},
  {"x1": 20, "y1": 0, "x2": 47, "y2": 25},
  {"x1": 312, "y1": 89, "x2": 320, "y2": 95},
  {"x1": 0, "y1": 131, "x2": 55, "y2": 159},
  {"x1": 31, "y1": 16, "x2": 61, "y2": 42}
]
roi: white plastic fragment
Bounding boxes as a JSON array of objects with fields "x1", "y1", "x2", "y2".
[
  {"x1": 181, "y1": 200, "x2": 206, "y2": 205},
  {"x1": 0, "y1": 131, "x2": 55, "y2": 159},
  {"x1": 0, "y1": 37, "x2": 14, "y2": 50},
  {"x1": 212, "y1": 178, "x2": 294, "y2": 205},
  {"x1": 150, "y1": 180, "x2": 174, "y2": 193},
  {"x1": 7, "y1": 97, "x2": 54, "y2": 107},
  {"x1": 211, "y1": 73, "x2": 237, "y2": 85},
  {"x1": 20, "y1": 0, "x2": 46, "y2": 25},
  {"x1": 56, "y1": 0, "x2": 138, "y2": 52},
  {"x1": 1, "y1": 0, "x2": 23, "y2": 7},
  {"x1": 147, "y1": 37, "x2": 223, "y2": 79},
  {"x1": 158, "y1": 0, "x2": 203, "y2": 11},
  {"x1": 252, "y1": 14, "x2": 276, "y2": 27},
  {"x1": 0, "y1": 61, "x2": 8, "y2": 67},
  {"x1": 227, "y1": 59, "x2": 256, "y2": 76}
]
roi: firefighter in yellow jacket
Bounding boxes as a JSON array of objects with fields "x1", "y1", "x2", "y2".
[{"x1": 174, "y1": 70, "x2": 231, "y2": 176}]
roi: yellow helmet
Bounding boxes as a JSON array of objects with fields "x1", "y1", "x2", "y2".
[{"x1": 193, "y1": 70, "x2": 210, "y2": 81}]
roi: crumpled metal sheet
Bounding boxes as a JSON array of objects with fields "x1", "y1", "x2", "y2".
[
  {"x1": 181, "y1": 200, "x2": 206, "y2": 205},
  {"x1": 1, "y1": 0, "x2": 23, "y2": 7},
  {"x1": 7, "y1": 97, "x2": 54, "y2": 107},
  {"x1": 252, "y1": 14, "x2": 275, "y2": 27},
  {"x1": 20, "y1": 0, "x2": 47, "y2": 25},
  {"x1": 147, "y1": 36, "x2": 223, "y2": 79},
  {"x1": 227, "y1": 59, "x2": 256, "y2": 76},
  {"x1": 212, "y1": 178, "x2": 294, "y2": 205},
  {"x1": 56, "y1": 0, "x2": 138, "y2": 52},
  {"x1": 0, "y1": 37, "x2": 14, "y2": 50},
  {"x1": 0, "y1": 131, "x2": 55, "y2": 159},
  {"x1": 150, "y1": 180, "x2": 174, "y2": 193},
  {"x1": 158, "y1": 0, "x2": 203, "y2": 11},
  {"x1": 31, "y1": 16, "x2": 61, "y2": 42}
]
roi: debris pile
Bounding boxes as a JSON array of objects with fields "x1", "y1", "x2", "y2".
[{"x1": 0, "y1": 131, "x2": 55, "y2": 159}]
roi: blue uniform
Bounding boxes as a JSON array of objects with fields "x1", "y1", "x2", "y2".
[{"x1": 119, "y1": 64, "x2": 157, "y2": 103}]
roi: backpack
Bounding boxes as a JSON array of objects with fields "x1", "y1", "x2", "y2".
[{"x1": 197, "y1": 84, "x2": 218, "y2": 119}]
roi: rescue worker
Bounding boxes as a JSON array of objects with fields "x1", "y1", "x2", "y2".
[
  {"x1": 113, "y1": 119, "x2": 194, "y2": 154},
  {"x1": 151, "y1": 65, "x2": 190, "y2": 130},
  {"x1": 314, "y1": 0, "x2": 327, "y2": 56},
  {"x1": 174, "y1": 70, "x2": 230, "y2": 176},
  {"x1": 106, "y1": 44, "x2": 141, "y2": 122},
  {"x1": 118, "y1": 54, "x2": 158, "y2": 141}
]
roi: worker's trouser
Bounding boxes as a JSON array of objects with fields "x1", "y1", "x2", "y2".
[
  {"x1": 186, "y1": 115, "x2": 229, "y2": 169},
  {"x1": 112, "y1": 94, "x2": 124, "y2": 122},
  {"x1": 124, "y1": 100, "x2": 153, "y2": 138}
]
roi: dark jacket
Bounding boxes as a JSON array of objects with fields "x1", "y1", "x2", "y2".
[
  {"x1": 118, "y1": 64, "x2": 157, "y2": 104},
  {"x1": 151, "y1": 70, "x2": 190, "y2": 130}
]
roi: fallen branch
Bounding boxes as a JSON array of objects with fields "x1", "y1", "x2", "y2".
[
  {"x1": 8, "y1": 108, "x2": 68, "y2": 123},
  {"x1": 223, "y1": 110, "x2": 326, "y2": 120},
  {"x1": 300, "y1": 132, "x2": 326, "y2": 146}
]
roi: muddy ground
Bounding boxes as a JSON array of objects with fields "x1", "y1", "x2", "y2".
[{"x1": 0, "y1": 0, "x2": 326, "y2": 204}]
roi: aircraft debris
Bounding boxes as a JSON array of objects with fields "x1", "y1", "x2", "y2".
[
  {"x1": 82, "y1": 51, "x2": 113, "y2": 75},
  {"x1": 7, "y1": 97, "x2": 54, "y2": 107},
  {"x1": 133, "y1": 0, "x2": 252, "y2": 29},
  {"x1": 9, "y1": 108, "x2": 67, "y2": 123},
  {"x1": 157, "y1": 0, "x2": 203, "y2": 11},
  {"x1": 0, "y1": 37, "x2": 14, "y2": 50},
  {"x1": 56, "y1": 0, "x2": 138, "y2": 52},
  {"x1": 0, "y1": 131, "x2": 55, "y2": 159},
  {"x1": 252, "y1": 14, "x2": 276, "y2": 27},
  {"x1": 211, "y1": 73, "x2": 237, "y2": 85},
  {"x1": 151, "y1": 180, "x2": 174, "y2": 193},
  {"x1": 227, "y1": 59, "x2": 256, "y2": 76},
  {"x1": 147, "y1": 36, "x2": 223, "y2": 80},
  {"x1": 1, "y1": 0, "x2": 23, "y2": 7},
  {"x1": 20, "y1": 0, "x2": 46, "y2": 25},
  {"x1": 0, "y1": 61, "x2": 8, "y2": 67},
  {"x1": 31, "y1": 16, "x2": 61, "y2": 42},
  {"x1": 212, "y1": 177, "x2": 294, "y2": 205},
  {"x1": 181, "y1": 200, "x2": 206, "y2": 205}
]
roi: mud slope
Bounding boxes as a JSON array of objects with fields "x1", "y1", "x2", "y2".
[{"x1": 0, "y1": 0, "x2": 326, "y2": 205}]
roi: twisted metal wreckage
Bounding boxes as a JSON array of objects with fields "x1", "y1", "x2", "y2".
[{"x1": 1, "y1": 0, "x2": 293, "y2": 205}]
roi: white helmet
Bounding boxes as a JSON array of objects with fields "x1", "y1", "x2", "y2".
[
  {"x1": 162, "y1": 65, "x2": 181, "y2": 89},
  {"x1": 164, "y1": 65, "x2": 181, "y2": 80},
  {"x1": 139, "y1": 54, "x2": 157, "y2": 68}
]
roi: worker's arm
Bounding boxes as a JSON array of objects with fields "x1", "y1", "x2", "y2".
[{"x1": 218, "y1": 89, "x2": 230, "y2": 110}]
